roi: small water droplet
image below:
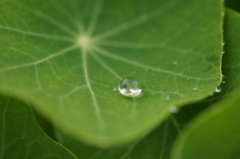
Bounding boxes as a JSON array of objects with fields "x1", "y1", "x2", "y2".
[
  {"x1": 118, "y1": 77, "x2": 142, "y2": 97},
  {"x1": 222, "y1": 75, "x2": 227, "y2": 83},
  {"x1": 172, "y1": 61, "x2": 178, "y2": 65},
  {"x1": 222, "y1": 50, "x2": 225, "y2": 54},
  {"x1": 169, "y1": 105, "x2": 179, "y2": 114},
  {"x1": 222, "y1": 42, "x2": 225, "y2": 46},
  {"x1": 192, "y1": 84, "x2": 198, "y2": 91},
  {"x1": 164, "y1": 94, "x2": 170, "y2": 100},
  {"x1": 215, "y1": 86, "x2": 222, "y2": 93},
  {"x1": 112, "y1": 87, "x2": 118, "y2": 91}
]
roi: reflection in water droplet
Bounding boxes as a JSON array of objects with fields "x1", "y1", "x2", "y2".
[
  {"x1": 222, "y1": 50, "x2": 225, "y2": 54},
  {"x1": 222, "y1": 75, "x2": 227, "y2": 83},
  {"x1": 118, "y1": 77, "x2": 142, "y2": 97},
  {"x1": 164, "y1": 94, "x2": 170, "y2": 100},
  {"x1": 192, "y1": 84, "x2": 198, "y2": 91},
  {"x1": 222, "y1": 42, "x2": 225, "y2": 46},
  {"x1": 169, "y1": 105, "x2": 179, "y2": 114},
  {"x1": 215, "y1": 86, "x2": 222, "y2": 93}
]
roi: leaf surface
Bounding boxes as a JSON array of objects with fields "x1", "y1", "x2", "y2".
[
  {"x1": 0, "y1": 95, "x2": 77, "y2": 159},
  {"x1": 0, "y1": 0, "x2": 223, "y2": 146}
]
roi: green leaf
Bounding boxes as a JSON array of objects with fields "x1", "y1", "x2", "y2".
[
  {"x1": 171, "y1": 9, "x2": 240, "y2": 159},
  {"x1": 0, "y1": 0, "x2": 223, "y2": 146},
  {"x1": 172, "y1": 95, "x2": 240, "y2": 159},
  {"x1": 0, "y1": 95, "x2": 77, "y2": 159}
]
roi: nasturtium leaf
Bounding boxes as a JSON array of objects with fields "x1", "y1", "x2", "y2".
[
  {"x1": 171, "y1": 9, "x2": 240, "y2": 159},
  {"x1": 0, "y1": 95, "x2": 77, "y2": 159},
  {"x1": 0, "y1": 0, "x2": 223, "y2": 146}
]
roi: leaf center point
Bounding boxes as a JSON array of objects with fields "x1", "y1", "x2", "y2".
[{"x1": 78, "y1": 35, "x2": 91, "y2": 48}]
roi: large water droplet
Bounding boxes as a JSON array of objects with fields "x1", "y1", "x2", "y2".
[
  {"x1": 118, "y1": 77, "x2": 142, "y2": 97},
  {"x1": 215, "y1": 86, "x2": 222, "y2": 93}
]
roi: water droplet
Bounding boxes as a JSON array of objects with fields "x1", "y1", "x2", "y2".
[
  {"x1": 215, "y1": 86, "x2": 222, "y2": 93},
  {"x1": 222, "y1": 42, "x2": 225, "y2": 46},
  {"x1": 118, "y1": 77, "x2": 142, "y2": 97},
  {"x1": 112, "y1": 87, "x2": 118, "y2": 91},
  {"x1": 222, "y1": 50, "x2": 225, "y2": 54},
  {"x1": 172, "y1": 61, "x2": 178, "y2": 65},
  {"x1": 222, "y1": 75, "x2": 227, "y2": 83},
  {"x1": 164, "y1": 94, "x2": 170, "y2": 100},
  {"x1": 192, "y1": 84, "x2": 198, "y2": 91},
  {"x1": 169, "y1": 105, "x2": 179, "y2": 114}
]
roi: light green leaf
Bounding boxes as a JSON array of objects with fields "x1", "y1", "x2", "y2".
[
  {"x1": 0, "y1": 0, "x2": 223, "y2": 146},
  {"x1": 0, "y1": 95, "x2": 77, "y2": 159},
  {"x1": 171, "y1": 9, "x2": 240, "y2": 159}
]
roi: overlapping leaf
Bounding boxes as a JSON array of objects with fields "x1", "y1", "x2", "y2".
[{"x1": 0, "y1": 95, "x2": 76, "y2": 159}]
